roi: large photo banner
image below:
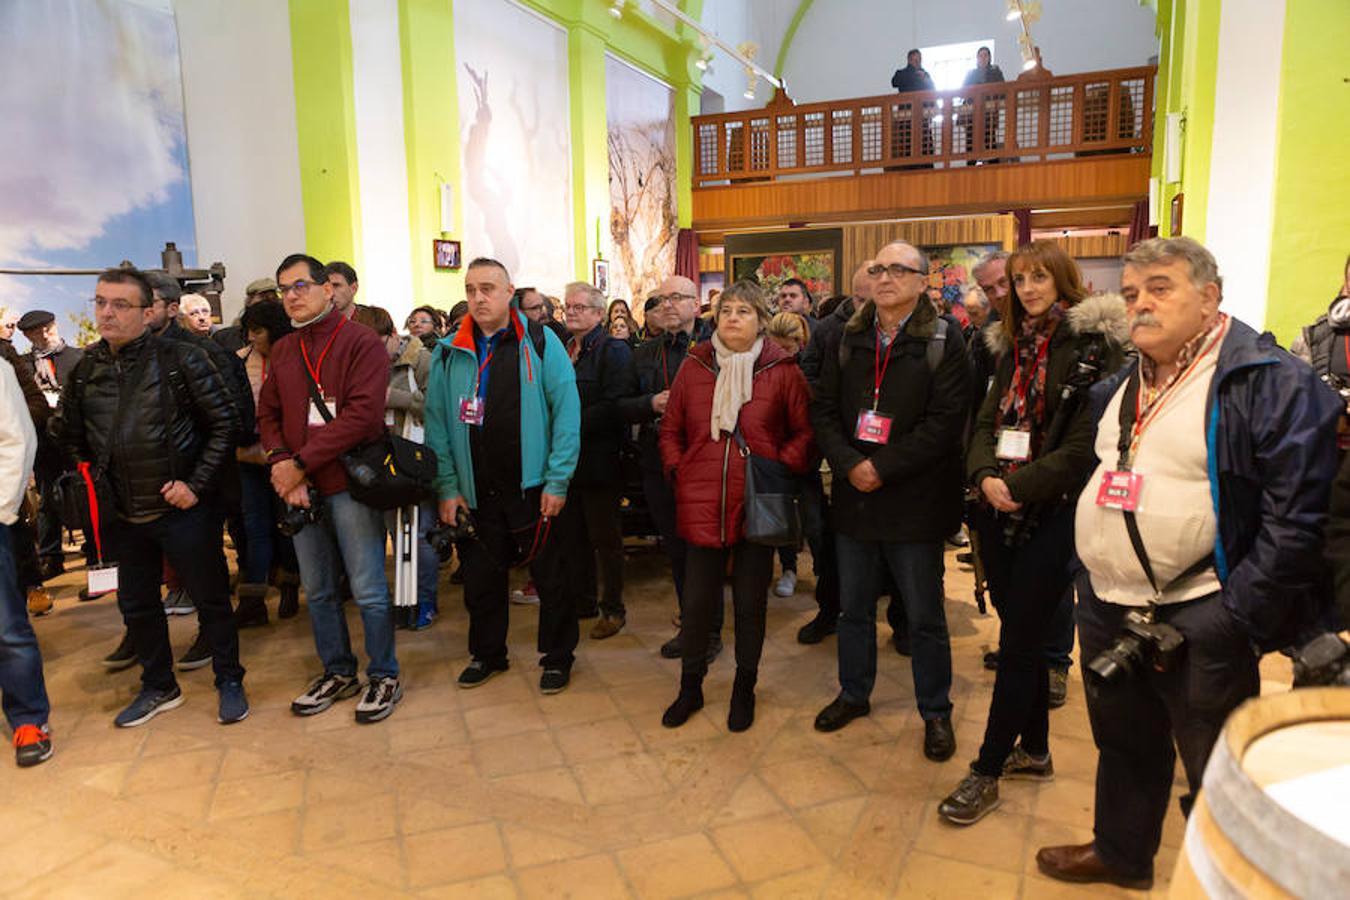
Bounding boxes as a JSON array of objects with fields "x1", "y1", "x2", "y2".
[
  {"x1": 455, "y1": 0, "x2": 573, "y2": 295},
  {"x1": 0, "y1": 0, "x2": 197, "y2": 348},
  {"x1": 605, "y1": 56, "x2": 677, "y2": 310}
]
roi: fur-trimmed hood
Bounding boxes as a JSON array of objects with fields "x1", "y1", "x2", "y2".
[{"x1": 982, "y1": 292, "x2": 1128, "y2": 356}]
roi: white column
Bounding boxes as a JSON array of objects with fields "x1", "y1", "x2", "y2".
[
  {"x1": 350, "y1": 0, "x2": 415, "y2": 325},
  {"x1": 1204, "y1": 0, "x2": 1286, "y2": 329}
]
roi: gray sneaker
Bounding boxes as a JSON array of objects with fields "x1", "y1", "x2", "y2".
[
  {"x1": 938, "y1": 769, "x2": 1000, "y2": 826},
  {"x1": 354, "y1": 676, "x2": 402, "y2": 724},
  {"x1": 1048, "y1": 666, "x2": 1069, "y2": 708},
  {"x1": 1003, "y1": 744, "x2": 1055, "y2": 781},
  {"x1": 290, "y1": 673, "x2": 362, "y2": 716},
  {"x1": 163, "y1": 589, "x2": 195, "y2": 616}
]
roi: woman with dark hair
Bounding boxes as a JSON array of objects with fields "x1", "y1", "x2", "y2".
[
  {"x1": 236, "y1": 300, "x2": 300, "y2": 619},
  {"x1": 658, "y1": 280, "x2": 815, "y2": 732},
  {"x1": 606, "y1": 298, "x2": 631, "y2": 328},
  {"x1": 406, "y1": 305, "x2": 442, "y2": 345},
  {"x1": 938, "y1": 240, "x2": 1127, "y2": 825}
]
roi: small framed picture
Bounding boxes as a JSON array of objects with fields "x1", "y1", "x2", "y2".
[
  {"x1": 433, "y1": 239, "x2": 462, "y2": 270},
  {"x1": 592, "y1": 258, "x2": 610, "y2": 296}
]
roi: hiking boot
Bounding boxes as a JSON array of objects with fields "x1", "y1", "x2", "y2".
[
  {"x1": 1048, "y1": 666, "x2": 1069, "y2": 709},
  {"x1": 938, "y1": 769, "x2": 1000, "y2": 825},
  {"x1": 162, "y1": 588, "x2": 195, "y2": 616},
  {"x1": 590, "y1": 616, "x2": 625, "y2": 640},
  {"x1": 13, "y1": 724, "x2": 53, "y2": 767},
  {"x1": 176, "y1": 631, "x2": 213, "y2": 671},
  {"x1": 773, "y1": 571, "x2": 797, "y2": 597},
  {"x1": 457, "y1": 659, "x2": 509, "y2": 689},
  {"x1": 290, "y1": 672, "x2": 362, "y2": 716},
  {"x1": 217, "y1": 681, "x2": 250, "y2": 725},
  {"x1": 114, "y1": 685, "x2": 184, "y2": 727},
  {"x1": 27, "y1": 588, "x2": 53, "y2": 617},
  {"x1": 355, "y1": 676, "x2": 402, "y2": 723},
  {"x1": 102, "y1": 631, "x2": 137, "y2": 672},
  {"x1": 1003, "y1": 744, "x2": 1055, "y2": 781}
]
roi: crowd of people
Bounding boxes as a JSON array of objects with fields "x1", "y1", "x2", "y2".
[{"x1": 1, "y1": 235, "x2": 1347, "y2": 891}]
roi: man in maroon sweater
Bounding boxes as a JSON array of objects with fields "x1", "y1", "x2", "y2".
[{"x1": 257, "y1": 253, "x2": 402, "y2": 724}]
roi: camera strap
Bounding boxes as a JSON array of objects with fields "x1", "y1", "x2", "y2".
[
  {"x1": 1116, "y1": 371, "x2": 1213, "y2": 601},
  {"x1": 302, "y1": 364, "x2": 335, "y2": 424}
]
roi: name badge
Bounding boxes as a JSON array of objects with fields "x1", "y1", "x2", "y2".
[
  {"x1": 1095, "y1": 470, "x2": 1144, "y2": 511},
  {"x1": 854, "y1": 409, "x2": 893, "y2": 444},
  {"x1": 42, "y1": 389, "x2": 60, "y2": 409},
  {"x1": 87, "y1": 564, "x2": 119, "y2": 596},
  {"x1": 308, "y1": 396, "x2": 336, "y2": 426},
  {"x1": 459, "y1": 397, "x2": 485, "y2": 426},
  {"x1": 995, "y1": 428, "x2": 1032, "y2": 461}
]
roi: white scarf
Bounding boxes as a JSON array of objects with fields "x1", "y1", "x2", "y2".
[{"x1": 710, "y1": 333, "x2": 762, "y2": 441}]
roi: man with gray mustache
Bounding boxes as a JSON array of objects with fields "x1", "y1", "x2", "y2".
[{"x1": 1036, "y1": 237, "x2": 1342, "y2": 889}]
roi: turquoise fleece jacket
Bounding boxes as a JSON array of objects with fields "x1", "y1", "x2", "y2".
[{"x1": 424, "y1": 310, "x2": 580, "y2": 509}]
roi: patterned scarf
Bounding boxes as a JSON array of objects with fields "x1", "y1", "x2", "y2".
[
  {"x1": 1138, "y1": 313, "x2": 1229, "y2": 415},
  {"x1": 996, "y1": 303, "x2": 1064, "y2": 468}
]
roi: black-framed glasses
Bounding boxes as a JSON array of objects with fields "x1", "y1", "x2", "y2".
[
  {"x1": 278, "y1": 279, "x2": 317, "y2": 295},
  {"x1": 654, "y1": 293, "x2": 696, "y2": 306},
  {"x1": 867, "y1": 262, "x2": 927, "y2": 279}
]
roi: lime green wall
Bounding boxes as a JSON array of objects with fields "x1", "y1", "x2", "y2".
[
  {"x1": 399, "y1": 0, "x2": 462, "y2": 306},
  {"x1": 289, "y1": 0, "x2": 363, "y2": 265},
  {"x1": 1152, "y1": 0, "x2": 1220, "y2": 240},
  {"x1": 1265, "y1": 0, "x2": 1350, "y2": 343}
]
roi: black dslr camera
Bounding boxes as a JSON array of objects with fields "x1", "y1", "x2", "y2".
[
  {"x1": 426, "y1": 507, "x2": 478, "y2": 562},
  {"x1": 1291, "y1": 632, "x2": 1350, "y2": 687},
  {"x1": 277, "y1": 487, "x2": 323, "y2": 537},
  {"x1": 1088, "y1": 606, "x2": 1185, "y2": 686}
]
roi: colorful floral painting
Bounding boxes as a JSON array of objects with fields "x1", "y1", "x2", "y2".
[
  {"x1": 731, "y1": 251, "x2": 835, "y2": 300},
  {"x1": 923, "y1": 244, "x2": 1001, "y2": 309}
]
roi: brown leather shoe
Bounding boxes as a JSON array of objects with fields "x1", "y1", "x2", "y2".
[
  {"x1": 27, "y1": 588, "x2": 54, "y2": 617},
  {"x1": 1035, "y1": 843, "x2": 1152, "y2": 890},
  {"x1": 590, "y1": 616, "x2": 625, "y2": 640}
]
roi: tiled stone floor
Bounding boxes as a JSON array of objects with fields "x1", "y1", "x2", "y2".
[{"x1": 5, "y1": 543, "x2": 1292, "y2": 898}]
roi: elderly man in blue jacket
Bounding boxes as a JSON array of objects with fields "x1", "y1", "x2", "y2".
[
  {"x1": 1036, "y1": 237, "x2": 1341, "y2": 889},
  {"x1": 424, "y1": 257, "x2": 581, "y2": 695}
]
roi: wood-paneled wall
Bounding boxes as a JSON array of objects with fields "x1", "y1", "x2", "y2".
[{"x1": 841, "y1": 216, "x2": 1017, "y2": 283}]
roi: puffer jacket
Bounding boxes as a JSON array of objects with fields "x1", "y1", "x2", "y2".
[
  {"x1": 967, "y1": 293, "x2": 1129, "y2": 505},
  {"x1": 659, "y1": 339, "x2": 814, "y2": 548},
  {"x1": 59, "y1": 331, "x2": 236, "y2": 520}
]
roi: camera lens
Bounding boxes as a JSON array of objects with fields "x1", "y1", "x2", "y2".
[{"x1": 1087, "y1": 633, "x2": 1146, "y2": 686}]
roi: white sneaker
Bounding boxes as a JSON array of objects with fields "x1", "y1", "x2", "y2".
[
  {"x1": 510, "y1": 582, "x2": 540, "y2": 605},
  {"x1": 774, "y1": 571, "x2": 797, "y2": 597}
]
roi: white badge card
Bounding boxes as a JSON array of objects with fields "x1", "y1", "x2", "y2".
[
  {"x1": 308, "y1": 396, "x2": 337, "y2": 426},
  {"x1": 995, "y1": 428, "x2": 1032, "y2": 461},
  {"x1": 87, "y1": 564, "x2": 118, "y2": 596}
]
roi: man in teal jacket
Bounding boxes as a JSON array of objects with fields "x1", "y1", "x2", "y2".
[{"x1": 425, "y1": 257, "x2": 581, "y2": 695}]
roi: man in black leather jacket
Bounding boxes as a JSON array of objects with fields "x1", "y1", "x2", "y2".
[{"x1": 60, "y1": 269, "x2": 247, "y2": 728}]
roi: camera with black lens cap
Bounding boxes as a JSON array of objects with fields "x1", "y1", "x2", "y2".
[
  {"x1": 426, "y1": 507, "x2": 478, "y2": 562},
  {"x1": 277, "y1": 487, "x2": 323, "y2": 537},
  {"x1": 1088, "y1": 605, "x2": 1185, "y2": 686}
]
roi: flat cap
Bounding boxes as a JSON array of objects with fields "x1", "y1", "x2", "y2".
[
  {"x1": 245, "y1": 277, "x2": 278, "y2": 296},
  {"x1": 17, "y1": 310, "x2": 55, "y2": 331}
]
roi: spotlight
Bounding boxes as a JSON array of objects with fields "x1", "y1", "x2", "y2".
[
  {"x1": 608, "y1": 1, "x2": 624, "y2": 19},
  {"x1": 1022, "y1": 57, "x2": 1038, "y2": 71}
]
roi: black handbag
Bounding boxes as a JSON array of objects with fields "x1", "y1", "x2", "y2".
[
  {"x1": 732, "y1": 429, "x2": 803, "y2": 547},
  {"x1": 302, "y1": 367, "x2": 437, "y2": 510}
]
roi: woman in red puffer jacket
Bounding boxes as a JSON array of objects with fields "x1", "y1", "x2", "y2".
[{"x1": 658, "y1": 280, "x2": 815, "y2": 733}]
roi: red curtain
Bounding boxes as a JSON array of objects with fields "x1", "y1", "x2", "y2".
[
  {"x1": 1012, "y1": 208, "x2": 1033, "y2": 247},
  {"x1": 1127, "y1": 198, "x2": 1155, "y2": 248},
  {"x1": 674, "y1": 228, "x2": 700, "y2": 283}
]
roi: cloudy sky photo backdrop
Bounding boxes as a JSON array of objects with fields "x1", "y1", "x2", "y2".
[{"x1": 0, "y1": 0, "x2": 197, "y2": 350}]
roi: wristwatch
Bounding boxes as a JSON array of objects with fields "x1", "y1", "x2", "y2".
[{"x1": 293, "y1": 455, "x2": 307, "y2": 471}]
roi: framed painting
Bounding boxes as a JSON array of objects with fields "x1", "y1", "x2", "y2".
[
  {"x1": 725, "y1": 228, "x2": 843, "y2": 301},
  {"x1": 921, "y1": 243, "x2": 1001, "y2": 309}
]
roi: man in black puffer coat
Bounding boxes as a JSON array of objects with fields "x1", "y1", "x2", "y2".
[{"x1": 60, "y1": 268, "x2": 247, "y2": 728}]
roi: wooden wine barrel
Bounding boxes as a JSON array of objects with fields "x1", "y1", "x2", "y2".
[{"x1": 1170, "y1": 687, "x2": 1350, "y2": 898}]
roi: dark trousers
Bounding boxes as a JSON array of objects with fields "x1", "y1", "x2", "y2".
[
  {"x1": 681, "y1": 542, "x2": 773, "y2": 677},
  {"x1": 34, "y1": 455, "x2": 64, "y2": 566},
  {"x1": 982, "y1": 511, "x2": 1077, "y2": 669},
  {"x1": 109, "y1": 502, "x2": 244, "y2": 691},
  {"x1": 803, "y1": 471, "x2": 838, "y2": 620},
  {"x1": 972, "y1": 505, "x2": 1075, "y2": 776},
  {"x1": 561, "y1": 483, "x2": 625, "y2": 619},
  {"x1": 1077, "y1": 578, "x2": 1259, "y2": 878},
  {"x1": 461, "y1": 487, "x2": 578, "y2": 670},
  {"x1": 643, "y1": 467, "x2": 724, "y2": 634}
]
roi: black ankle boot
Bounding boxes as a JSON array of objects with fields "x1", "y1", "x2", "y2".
[
  {"x1": 233, "y1": 584, "x2": 270, "y2": 628},
  {"x1": 727, "y1": 668, "x2": 757, "y2": 732},
  {"x1": 661, "y1": 673, "x2": 704, "y2": 728}
]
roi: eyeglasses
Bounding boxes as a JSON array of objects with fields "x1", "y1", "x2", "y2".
[
  {"x1": 90, "y1": 297, "x2": 146, "y2": 312},
  {"x1": 867, "y1": 262, "x2": 928, "y2": 279},
  {"x1": 278, "y1": 279, "x2": 318, "y2": 295},
  {"x1": 564, "y1": 303, "x2": 600, "y2": 314},
  {"x1": 653, "y1": 293, "x2": 696, "y2": 306}
]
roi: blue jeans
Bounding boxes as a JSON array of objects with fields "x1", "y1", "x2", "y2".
[
  {"x1": 292, "y1": 491, "x2": 398, "y2": 679},
  {"x1": 385, "y1": 500, "x2": 440, "y2": 613},
  {"x1": 0, "y1": 523, "x2": 51, "y2": 728},
  {"x1": 836, "y1": 534, "x2": 952, "y2": 719},
  {"x1": 238, "y1": 463, "x2": 275, "y2": 585}
]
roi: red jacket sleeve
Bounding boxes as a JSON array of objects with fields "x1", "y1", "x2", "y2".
[{"x1": 296, "y1": 331, "x2": 389, "y2": 471}]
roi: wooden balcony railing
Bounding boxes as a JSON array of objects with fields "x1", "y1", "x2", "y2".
[{"x1": 693, "y1": 66, "x2": 1155, "y2": 186}]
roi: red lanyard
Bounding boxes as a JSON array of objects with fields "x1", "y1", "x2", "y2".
[
  {"x1": 1342, "y1": 334, "x2": 1349, "y2": 375},
  {"x1": 872, "y1": 326, "x2": 897, "y2": 409},
  {"x1": 473, "y1": 345, "x2": 496, "y2": 396},
  {"x1": 260, "y1": 355, "x2": 268, "y2": 381},
  {"x1": 299, "y1": 315, "x2": 347, "y2": 394},
  {"x1": 77, "y1": 462, "x2": 103, "y2": 564},
  {"x1": 1130, "y1": 316, "x2": 1228, "y2": 455}
]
